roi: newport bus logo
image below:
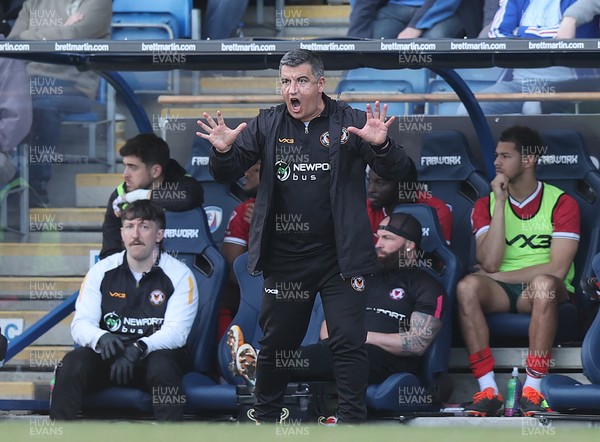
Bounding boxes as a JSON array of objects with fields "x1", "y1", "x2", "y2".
[
  {"x1": 103, "y1": 311, "x2": 121, "y2": 332},
  {"x1": 204, "y1": 206, "x2": 223, "y2": 233},
  {"x1": 275, "y1": 7, "x2": 310, "y2": 28}
]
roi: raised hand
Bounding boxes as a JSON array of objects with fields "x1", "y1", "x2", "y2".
[
  {"x1": 196, "y1": 111, "x2": 247, "y2": 153},
  {"x1": 491, "y1": 173, "x2": 509, "y2": 202},
  {"x1": 347, "y1": 101, "x2": 395, "y2": 146}
]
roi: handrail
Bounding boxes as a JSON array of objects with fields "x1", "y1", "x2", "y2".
[{"x1": 158, "y1": 91, "x2": 600, "y2": 105}]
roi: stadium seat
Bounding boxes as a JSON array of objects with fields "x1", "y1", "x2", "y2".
[
  {"x1": 416, "y1": 130, "x2": 490, "y2": 275},
  {"x1": 336, "y1": 68, "x2": 426, "y2": 116},
  {"x1": 111, "y1": 0, "x2": 193, "y2": 94},
  {"x1": 84, "y1": 207, "x2": 232, "y2": 414},
  {"x1": 0, "y1": 144, "x2": 29, "y2": 240},
  {"x1": 366, "y1": 204, "x2": 459, "y2": 412},
  {"x1": 112, "y1": 0, "x2": 192, "y2": 38},
  {"x1": 186, "y1": 136, "x2": 243, "y2": 247},
  {"x1": 486, "y1": 130, "x2": 600, "y2": 343},
  {"x1": 61, "y1": 78, "x2": 115, "y2": 171},
  {"x1": 541, "y1": 297, "x2": 600, "y2": 412},
  {"x1": 217, "y1": 252, "x2": 325, "y2": 387},
  {"x1": 426, "y1": 67, "x2": 505, "y2": 115}
]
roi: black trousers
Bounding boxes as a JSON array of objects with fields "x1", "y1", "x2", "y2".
[
  {"x1": 290, "y1": 340, "x2": 421, "y2": 385},
  {"x1": 254, "y1": 252, "x2": 368, "y2": 423},
  {"x1": 49, "y1": 347, "x2": 189, "y2": 421}
]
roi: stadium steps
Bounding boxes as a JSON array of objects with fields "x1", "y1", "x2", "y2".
[
  {"x1": 75, "y1": 173, "x2": 122, "y2": 208},
  {"x1": 0, "y1": 243, "x2": 101, "y2": 277},
  {"x1": 27, "y1": 208, "x2": 104, "y2": 243}
]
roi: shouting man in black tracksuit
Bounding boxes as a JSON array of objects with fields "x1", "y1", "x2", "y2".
[
  {"x1": 197, "y1": 49, "x2": 414, "y2": 423},
  {"x1": 100, "y1": 133, "x2": 204, "y2": 260}
]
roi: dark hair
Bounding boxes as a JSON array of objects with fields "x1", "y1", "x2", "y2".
[
  {"x1": 279, "y1": 49, "x2": 324, "y2": 80},
  {"x1": 119, "y1": 133, "x2": 170, "y2": 170},
  {"x1": 498, "y1": 126, "x2": 543, "y2": 159},
  {"x1": 121, "y1": 200, "x2": 166, "y2": 230},
  {"x1": 384, "y1": 212, "x2": 422, "y2": 247}
]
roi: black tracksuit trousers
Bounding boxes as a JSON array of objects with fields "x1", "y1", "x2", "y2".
[
  {"x1": 254, "y1": 252, "x2": 369, "y2": 423},
  {"x1": 49, "y1": 347, "x2": 188, "y2": 421}
]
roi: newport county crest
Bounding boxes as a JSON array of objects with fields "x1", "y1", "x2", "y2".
[{"x1": 351, "y1": 276, "x2": 365, "y2": 292}]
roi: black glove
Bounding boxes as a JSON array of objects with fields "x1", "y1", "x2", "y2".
[
  {"x1": 110, "y1": 344, "x2": 143, "y2": 385},
  {"x1": 97, "y1": 333, "x2": 129, "y2": 360}
]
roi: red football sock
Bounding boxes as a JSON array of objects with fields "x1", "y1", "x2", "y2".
[
  {"x1": 526, "y1": 352, "x2": 552, "y2": 377},
  {"x1": 468, "y1": 347, "x2": 495, "y2": 379}
]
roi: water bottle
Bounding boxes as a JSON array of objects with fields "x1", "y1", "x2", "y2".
[{"x1": 504, "y1": 367, "x2": 522, "y2": 416}]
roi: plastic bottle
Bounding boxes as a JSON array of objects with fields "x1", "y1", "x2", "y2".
[{"x1": 504, "y1": 367, "x2": 522, "y2": 416}]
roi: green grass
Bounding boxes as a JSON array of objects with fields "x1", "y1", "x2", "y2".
[{"x1": 1, "y1": 420, "x2": 598, "y2": 442}]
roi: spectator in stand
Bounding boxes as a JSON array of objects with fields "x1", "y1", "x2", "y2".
[
  {"x1": 372, "y1": 0, "x2": 465, "y2": 39},
  {"x1": 200, "y1": 0, "x2": 250, "y2": 39},
  {"x1": 219, "y1": 161, "x2": 261, "y2": 337},
  {"x1": 0, "y1": 48, "x2": 31, "y2": 185},
  {"x1": 7, "y1": 0, "x2": 111, "y2": 206},
  {"x1": 0, "y1": 0, "x2": 26, "y2": 36},
  {"x1": 347, "y1": 0, "x2": 389, "y2": 38},
  {"x1": 457, "y1": 0, "x2": 600, "y2": 115},
  {"x1": 556, "y1": 0, "x2": 600, "y2": 38},
  {"x1": 367, "y1": 167, "x2": 452, "y2": 244}
]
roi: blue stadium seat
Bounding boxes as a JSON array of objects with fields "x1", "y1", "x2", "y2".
[
  {"x1": 61, "y1": 78, "x2": 115, "y2": 171},
  {"x1": 186, "y1": 137, "x2": 242, "y2": 247},
  {"x1": 112, "y1": 0, "x2": 192, "y2": 38},
  {"x1": 367, "y1": 204, "x2": 459, "y2": 412},
  {"x1": 84, "y1": 208, "x2": 233, "y2": 414},
  {"x1": 336, "y1": 68, "x2": 427, "y2": 116},
  {"x1": 217, "y1": 253, "x2": 324, "y2": 387},
  {"x1": 416, "y1": 130, "x2": 490, "y2": 275},
  {"x1": 111, "y1": 0, "x2": 192, "y2": 93},
  {"x1": 426, "y1": 67, "x2": 505, "y2": 115},
  {"x1": 486, "y1": 130, "x2": 600, "y2": 343},
  {"x1": 541, "y1": 298, "x2": 600, "y2": 412}
]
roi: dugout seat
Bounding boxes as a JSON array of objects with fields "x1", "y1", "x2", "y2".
[
  {"x1": 416, "y1": 130, "x2": 490, "y2": 275},
  {"x1": 83, "y1": 208, "x2": 234, "y2": 414},
  {"x1": 486, "y1": 130, "x2": 600, "y2": 344},
  {"x1": 541, "y1": 297, "x2": 600, "y2": 412},
  {"x1": 336, "y1": 68, "x2": 423, "y2": 116},
  {"x1": 366, "y1": 204, "x2": 459, "y2": 412},
  {"x1": 186, "y1": 136, "x2": 243, "y2": 247},
  {"x1": 111, "y1": 0, "x2": 193, "y2": 94}
]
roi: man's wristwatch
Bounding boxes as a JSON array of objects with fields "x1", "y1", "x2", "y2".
[{"x1": 133, "y1": 339, "x2": 148, "y2": 357}]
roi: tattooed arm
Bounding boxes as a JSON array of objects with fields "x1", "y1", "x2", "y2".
[{"x1": 365, "y1": 311, "x2": 442, "y2": 357}]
